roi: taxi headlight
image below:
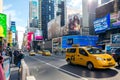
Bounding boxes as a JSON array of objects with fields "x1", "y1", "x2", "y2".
[{"x1": 96, "y1": 57, "x2": 103, "y2": 60}]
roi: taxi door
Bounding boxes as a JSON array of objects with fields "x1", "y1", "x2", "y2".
[{"x1": 76, "y1": 48, "x2": 89, "y2": 66}]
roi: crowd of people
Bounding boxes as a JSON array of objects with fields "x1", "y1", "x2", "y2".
[{"x1": 0, "y1": 47, "x2": 24, "y2": 80}]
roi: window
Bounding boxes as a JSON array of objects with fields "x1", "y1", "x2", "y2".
[
  {"x1": 67, "y1": 48, "x2": 76, "y2": 53},
  {"x1": 79, "y1": 48, "x2": 88, "y2": 56},
  {"x1": 87, "y1": 47, "x2": 104, "y2": 54},
  {"x1": 49, "y1": 15, "x2": 51, "y2": 20}
]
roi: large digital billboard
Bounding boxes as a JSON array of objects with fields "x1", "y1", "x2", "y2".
[
  {"x1": 48, "y1": 16, "x2": 61, "y2": 40},
  {"x1": 111, "y1": 33, "x2": 120, "y2": 44},
  {"x1": 10, "y1": 21, "x2": 16, "y2": 33},
  {"x1": 68, "y1": 14, "x2": 82, "y2": 35},
  {"x1": 111, "y1": 11, "x2": 120, "y2": 27},
  {"x1": 95, "y1": 0, "x2": 120, "y2": 32},
  {"x1": 34, "y1": 30, "x2": 43, "y2": 40},
  {"x1": 0, "y1": 13, "x2": 7, "y2": 37},
  {"x1": 27, "y1": 32, "x2": 33, "y2": 49},
  {"x1": 94, "y1": 14, "x2": 110, "y2": 33}
]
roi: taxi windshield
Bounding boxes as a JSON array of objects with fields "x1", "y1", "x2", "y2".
[{"x1": 86, "y1": 47, "x2": 104, "y2": 54}]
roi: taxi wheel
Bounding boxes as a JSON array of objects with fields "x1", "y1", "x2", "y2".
[
  {"x1": 87, "y1": 62, "x2": 94, "y2": 70},
  {"x1": 67, "y1": 59, "x2": 71, "y2": 65}
]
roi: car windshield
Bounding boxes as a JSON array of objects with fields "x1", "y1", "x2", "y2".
[
  {"x1": 86, "y1": 47, "x2": 104, "y2": 54},
  {"x1": 43, "y1": 50, "x2": 49, "y2": 52}
]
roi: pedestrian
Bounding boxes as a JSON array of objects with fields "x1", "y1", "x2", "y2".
[
  {"x1": 16, "y1": 50, "x2": 24, "y2": 68},
  {"x1": 2, "y1": 49, "x2": 7, "y2": 57},
  {"x1": 8, "y1": 49, "x2": 12, "y2": 64},
  {"x1": 0, "y1": 54, "x2": 5, "y2": 80}
]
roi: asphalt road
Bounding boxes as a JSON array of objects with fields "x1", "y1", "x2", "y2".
[{"x1": 24, "y1": 53, "x2": 120, "y2": 80}]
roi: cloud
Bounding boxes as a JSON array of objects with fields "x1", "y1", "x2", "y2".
[
  {"x1": 67, "y1": 0, "x2": 82, "y2": 9},
  {"x1": 3, "y1": 4, "x2": 12, "y2": 11}
]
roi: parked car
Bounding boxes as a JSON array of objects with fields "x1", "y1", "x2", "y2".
[
  {"x1": 66, "y1": 45, "x2": 116, "y2": 70},
  {"x1": 110, "y1": 48, "x2": 120, "y2": 66},
  {"x1": 42, "y1": 50, "x2": 51, "y2": 56}
]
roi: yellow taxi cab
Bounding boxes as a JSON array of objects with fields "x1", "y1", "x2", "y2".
[
  {"x1": 29, "y1": 50, "x2": 36, "y2": 56},
  {"x1": 38, "y1": 50, "x2": 43, "y2": 54},
  {"x1": 42, "y1": 50, "x2": 51, "y2": 56},
  {"x1": 66, "y1": 45, "x2": 116, "y2": 70}
]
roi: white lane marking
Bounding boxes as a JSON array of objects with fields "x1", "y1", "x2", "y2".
[{"x1": 30, "y1": 57, "x2": 88, "y2": 80}]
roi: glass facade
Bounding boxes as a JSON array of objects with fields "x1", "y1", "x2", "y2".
[
  {"x1": 56, "y1": 0, "x2": 65, "y2": 27},
  {"x1": 101, "y1": 0, "x2": 110, "y2": 4},
  {"x1": 41, "y1": 0, "x2": 54, "y2": 39}
]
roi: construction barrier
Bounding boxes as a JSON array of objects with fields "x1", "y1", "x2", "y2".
[
  {"x1": 3, "y1": 56, "x2": 10, "y2": 80},
  {"x1": 26, "y1": 76, "x2": 36, "y2": 80},
  {"x1": 20, "y1": 59, "x2": 36, "y2": 80}
]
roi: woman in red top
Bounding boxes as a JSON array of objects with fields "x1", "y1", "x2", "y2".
[{"x1": 0, "y1": 52, "x2": 5, "y2": 80}]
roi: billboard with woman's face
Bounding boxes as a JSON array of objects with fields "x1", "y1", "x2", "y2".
[{"x1": 68, "y1": 14, "x2": 82, "y2": 35}]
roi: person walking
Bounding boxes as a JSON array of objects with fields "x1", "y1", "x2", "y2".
[{"x1": 2, "y1": 49, "x2": 7, "y2": 57}]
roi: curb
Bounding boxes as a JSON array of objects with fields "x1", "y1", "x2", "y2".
[{"x1": 20, "y1": 59, "x2": 36, "y2": 80}]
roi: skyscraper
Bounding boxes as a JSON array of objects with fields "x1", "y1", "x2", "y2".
[
  {"x1": 0, "y1": 0, "x2": 3, "y2": 13},
  {"x1": 101, "y1": 0, "x2": 110, "y2": 4},
  {"x1": 38, "y1": 0, "x2": 54, "y2": 39},
  {"x1": 55, "y1": 0, "x2": 67, "y2": 27},
  {"x1": 82, "y1": 0, "x2": 98, "y2": 35},
  {"x1": 29, "y1": 0, "x2": 38, "y2": 29}
]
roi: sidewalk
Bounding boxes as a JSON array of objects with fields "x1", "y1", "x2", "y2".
[{"x1": 10, "y1": 64, "x2": 19, "y2": 80}]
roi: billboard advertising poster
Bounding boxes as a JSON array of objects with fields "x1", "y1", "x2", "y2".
[
  {"x1": 111, "y1": 33, "x2": 120, "y2": 44},
  {"x1": 10, "y1": 21, "x2": 16, "y2": 33},
  {"x1": 94, "y1": 14, "x2": 110, "y2": 33},
  {"x1": 7, "y1": 30, "x2": 12, "y2": 43},
  {"x1": 3, "y1": 57, "x2": 10, "y2": 80},
  {"x1": 27, "y1": 32, "x2": 33, "y2": 46},
  {"x1": 68, "y1": 14, "x2": 82, "y2": 35},
  {"x1": 34, "y1": 30, "x2": 43, "y2": 40},
  {"x1": 48, "y1": 16, "x2": 61, "y2": 39},
  {"x1": 0, "y1": 13, "x2": 7, "y2": 37},
  {"x1": 111, "y1": 11, "x2": 120, "y2": 27}
]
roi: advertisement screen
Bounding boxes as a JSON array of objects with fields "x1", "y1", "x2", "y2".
[
  {"x1": 96, "y1": 1, "x2": 120, "y2": 31},
  {"x1": 68, "y1": 14, "x2": 82, "y2": 35},
  {"x1": 111, "y1": 11, "x2": 120, "y2": 27},
  {"x1": 10, "y1": 21, "x2": 16, "y2": 33},
  {"x1": 7, "y1": 30, "x2": 12, "y2": 43},
  {"x1": 94, "y1": 14, "x2": 110, "y2": 33},
  {"x1": 0, "y1": 13, "x2": 7, "y2": 37},
  {"x1": 48, "y1": 16, "x2": 61, "y2": 39},
  {"x1": 34, "y1": 30, "x2": 43, "y2": 40},
  {"x1": 111, "y1": 33, "x2": 120, "y2": 44},
  {"x1": 27, "y1": 32, "x2": 33, "y2": 46}
]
